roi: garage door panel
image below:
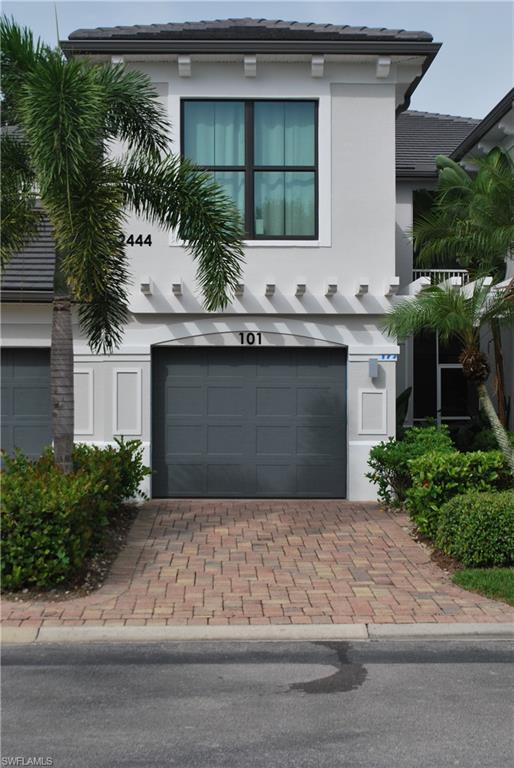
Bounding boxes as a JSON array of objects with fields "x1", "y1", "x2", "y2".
[
  {"x1": 256, "y1": 387, "x2": 295, "y2": 416},
  {"x1": 256, "y1": 425, "x2": 292, "y2": 455},
  {"x1": 207, "y1": 464, "x2": 250, "y2": 495},
  {"x1": 152, "y1": 347, "x2": 346, "y2": 498},
  {"x1": 296, "y1": 387, "x2": 340, "y2": 416},
  {"x1": 296, "y1": 425, "x2": 344, "y2": 456},
  {"x1": 167, "y1": 424, "x2": 206, "y2": 455},
  {"x1": 256, "y1": 464, "x2": 294, "y2": 494},
  {"x1": 296, "y1": 465, "x2": 343, "y2": 495},
  {"x1": 207, "y1": 387, "x2": 246, "y2": 416},
  {"x1": 254, "y1": 350, "x2": 294, "y2": 375},
  {"x1": 12, "y1": 426, "x2": 52, "y2": 455},
  {"x1": 165, "y1": 463, "x2": 207, "y2": 495},
  {"x1": 207, "y1": 425, "x2": 244, "y2": 454},
  {"x1": 1, "y1": 349, "x2": 52, "y2": 460},
  {"x1": 166, "y1": 386, "x2": 204, "y2": 415},
  {"x1": 14, "y1": 386, "x2": 51, "y2": 417}
]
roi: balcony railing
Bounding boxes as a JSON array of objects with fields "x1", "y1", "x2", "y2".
[{"x1": 412, "y1": 269, "x2": 470, "y2": 285}]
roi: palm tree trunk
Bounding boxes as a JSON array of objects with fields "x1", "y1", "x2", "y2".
[
  {"x1": 51, "y1": 256, "x2": 74, "y2": 473},
  {"x1": 491, "y1": 318, "x2": 507, "y2": 427},
  {"x1": 477, "y1": 382, "x2": 514, "y2": 476}
]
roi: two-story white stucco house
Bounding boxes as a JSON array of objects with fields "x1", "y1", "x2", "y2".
[{"x1": 1, "y1": 17, "x2": 464, "y2": 500}]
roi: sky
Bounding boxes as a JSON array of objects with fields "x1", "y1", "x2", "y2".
[{"x1": 3, "y1": 0, "x2": 513, "y2": 118}]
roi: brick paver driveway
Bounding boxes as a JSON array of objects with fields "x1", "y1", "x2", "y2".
[{"x1": 2, "y1": 501, "x2": 512, "y2": 628}]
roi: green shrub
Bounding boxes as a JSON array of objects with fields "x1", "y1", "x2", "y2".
[
  {"x1": 73, "y1": 437, "x2": 151, "y2": 517},
  {"x1": 1, "y1": 453, "x2": 103, "y2": 589},
  {"x1": 406, "y1": 450, "x2": 512, "y2": 538},
  {"x1": 1, "y1": 439, "x2": 151, "y2": 590},
  {"x1": 437, "y1": 491, "x2": 514, "y2": 567},
  {"x1": 366, "y1": 425, "x2": 455, "y2": 508}
]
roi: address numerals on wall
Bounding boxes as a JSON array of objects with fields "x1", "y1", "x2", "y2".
[
  {"x1": 120, "y1": 234, "x2": 153, "y2": 247},
  {"x1": 239, "y1": 332, "x2": 262, "y2": 345}
]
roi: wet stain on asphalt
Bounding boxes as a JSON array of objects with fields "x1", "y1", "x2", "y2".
[{"x1": 289, "y1": 642, "x2": 367, "y2": 694}]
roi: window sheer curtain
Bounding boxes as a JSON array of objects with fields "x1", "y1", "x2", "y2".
[
  {"x1": 254, "y1": 102, "x2": 315, "y2": 236},
  {"x1": 184, "y1": 102, "x2": 245, "y2": 215}
]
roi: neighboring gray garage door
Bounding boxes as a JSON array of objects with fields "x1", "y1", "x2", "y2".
[
  {"x1": 1, "y1": 349, "x2": 52, "y2": 458},
  {"x1": 152, "y1": 347, "x2": 347, "y2": 498}
]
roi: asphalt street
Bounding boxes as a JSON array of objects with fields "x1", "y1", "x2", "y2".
[{"x1": 2, "y1": 640, "x2": 513, "y2": 768}]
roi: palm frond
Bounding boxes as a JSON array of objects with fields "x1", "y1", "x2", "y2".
[
  {"x1": 413, "y1": 148, "x2": 514, "y2": 278},
  {"x1": 121, "y1": 153, "x2": 245, "y2": 311},
  {"x1": 18, "y1": 54, "x2": 107, "y2": 196},
  {"x1": 0, "y1": 133, "x2": 41, "y2": 268},
  {"x1": 43, "y1": 160, "x2": 130, "y2": 353},
  {"x1": 383, "y1": 284, "x2": 484, "y2": 348},
  {"x1": 0, "y1": 15, "x2": 50, "y2": 123},
  {"x1": 95, "y1": 64, "x2": 170, "y2": 158}
]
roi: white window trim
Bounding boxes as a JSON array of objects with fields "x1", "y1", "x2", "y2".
[{"x1": 169, "y1": 93, "x2": 331, "y2": 248}]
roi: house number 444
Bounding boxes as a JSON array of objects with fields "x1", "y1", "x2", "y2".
[{"x1": 239, "y1": 332, "x2": 262, "y2": 345}]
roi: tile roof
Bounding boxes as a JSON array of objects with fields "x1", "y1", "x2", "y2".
[
  {"x1": 396, "y1": 110, "x2": 480, "y2": 178},
  {"x1": 69, "y1": 18, "x2": 433, "y2": 42},
  {"x1": 1, "y1": 218, "x2": 55, "y2": 301}
]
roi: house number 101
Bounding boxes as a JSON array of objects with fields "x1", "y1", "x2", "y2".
[{"x1": 239, "y1": 332, "x2": 262, "y2": 345}]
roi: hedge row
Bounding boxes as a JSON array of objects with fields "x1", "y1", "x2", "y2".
[
  {"x1": 367, "y1": 426, "x2": 514, "y2": 568},
  {"x1": 1, "y1": 439, "x2": 151, "y2": 590}
]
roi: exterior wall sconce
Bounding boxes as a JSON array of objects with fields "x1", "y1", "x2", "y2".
[
  {"x1": 244, "y1": 55, "x2": 257, "y2": 78},
  {"x1": 385, "y1": 277, "x2": 400, "y2": 297},
  {"x1": 265, "y1": 283, "x2": 276, "y2": 297},
  {"x1": 356, "y1": 280, "x2": 369, "y2": 297},
  {"x1": 325, "y1": 283, "x2": 338, "y2": 297},
  {"x1": 172, "y1": 281, "x2": 183, "y2": 296},
  {"x1": 234, "y1": 283, "x2": 245, "y2": 296},
  {"x1": 368, "y1": 358, "x2": 379, "y2": 380},
  {"x1": 140, "y1": 277, "x2": 152, "y2": 295},
  {"x1": 178, "y1": 55, "x2": 191, "y2": 77},
  {"x1": 295, "y1": 282, "x2": 306, "y2": 298}
]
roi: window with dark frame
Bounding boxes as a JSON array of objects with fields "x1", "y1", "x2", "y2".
[{"x1": 182, "y1": 99, "x2": 318, "y2": 240}]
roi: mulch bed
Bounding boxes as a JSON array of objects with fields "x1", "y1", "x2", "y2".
[
  {"x1": 412, "y1": 528, "x2": 462, "y2": 574},
  {"x1": 2, "y1": 504, "x2": 139, "y2": 603}
]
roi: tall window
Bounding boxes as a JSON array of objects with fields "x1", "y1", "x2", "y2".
[{"x1": 182, "y1": 100, "x2": 318, "y2": 239}]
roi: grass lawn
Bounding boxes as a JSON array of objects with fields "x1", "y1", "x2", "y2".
[{"x1": 452, "y1": 568, "x2": 514, "y2": 606}]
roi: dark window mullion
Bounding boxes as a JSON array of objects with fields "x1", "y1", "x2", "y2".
[
  {"x1": 244, "y1": 102, "x2": 254, "y2": 239},
  {"x1": 253, "y1": 166, "x2": 315, "y2": 172},
  {"x1": 200, "y1": 166, "x2": 245, "y2": 172}
]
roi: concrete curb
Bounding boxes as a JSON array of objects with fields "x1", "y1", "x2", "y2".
[
  {"x1": 2, "y1": 622, "x2": 512, "y2": 645},
  {"x1": 368, "y1": 622, "x2": 513, "y2": 640}
]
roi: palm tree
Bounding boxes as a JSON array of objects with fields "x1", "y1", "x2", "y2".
[
  {"x1": 383, "y1": 280, "x2": 514, "y2": 475},
  {"x1": 1, "y1": 19, "x2": 244, "y2": 471},
  {"x1": 413, "y1": 149, "x2": 514, "y2": 425}
]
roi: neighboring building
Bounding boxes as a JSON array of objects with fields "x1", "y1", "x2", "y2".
[
  {"x1": 2, "y1": 18, "x2": 503, "y2": 498},
  {"x1": 394, "y1": 90, "x2": 514, "y2": 430},
  {"x1": 453, "y1": 89, "x2": 514, "y2": 430},
  {"x1": 395, "y1": 110, "x2": 480, "y2": 426}
]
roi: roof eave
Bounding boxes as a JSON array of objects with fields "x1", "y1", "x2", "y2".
[
  {"x1": 60, "y1": 38, "x2": 441, "y2": 57},
  {"x1": 396, "y1": 170, "x2": 438, "y2": 180},
  {"x1": 451, "y1": 87, "x2": 514, "y2": 160}
]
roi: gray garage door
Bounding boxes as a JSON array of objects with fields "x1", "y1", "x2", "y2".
[
  {"x1": 1, "y1": 348, "x2": 52, "y2": 458},
  {"x1": 152, "y1": 347, "x2": 347, "y2": 498}
]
